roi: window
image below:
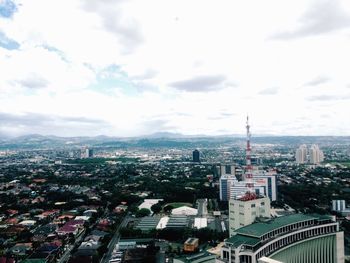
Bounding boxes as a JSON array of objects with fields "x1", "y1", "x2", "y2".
[
  {"x1": 261, "y1": 202, "x2": 265, "y2": 205},
  {"x1": 223, "y1": 250, "x2": 230, "y2": 260},
  {"x1": 251, "y1": 204, "x2": 256, "y2": 208}
]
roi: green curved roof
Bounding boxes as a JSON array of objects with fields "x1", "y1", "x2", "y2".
[{"x1": 226, "y1": 214, "x2": 333, "y2": 247}]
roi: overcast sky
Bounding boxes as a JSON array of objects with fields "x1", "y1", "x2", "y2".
[{"x1": 1, "y1": 0, "x2": 350, "y2": 137}]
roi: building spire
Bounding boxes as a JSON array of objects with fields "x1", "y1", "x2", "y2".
[{"x1": 241, "y1": 115, "x2": 256, "y2": 200}]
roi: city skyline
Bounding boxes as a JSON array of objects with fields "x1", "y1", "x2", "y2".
[{"x1": 1, "y1": 0, "x2": 350, "y2": 137}]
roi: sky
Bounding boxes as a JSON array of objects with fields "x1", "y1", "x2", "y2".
[{"x1": 1, "y1": 0, "x2": 350, "y2": 137}]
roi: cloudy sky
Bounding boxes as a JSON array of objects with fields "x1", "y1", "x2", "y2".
[{"x1": 1, "y1": 0, "x2": 350, "y2": 137}]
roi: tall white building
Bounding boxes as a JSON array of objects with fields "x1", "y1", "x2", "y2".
[
  {"x1": 296, "y1": 144, "x2": 324, "y2": 164},
  {"x1": 295, "y1": 144, "x2": 308, "y2": 164},
  {"x1": 229, "y1": 171, "x2": 277, "y2": 202},
  {"x1": 229, "y1": 196, "x2": 271, "y2": 236},
  {"x1": 309, "y1": 144, "x2": 324, "y2": 164}
]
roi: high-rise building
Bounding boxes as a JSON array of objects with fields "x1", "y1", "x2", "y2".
[
  {"x1": 296, "y1": 144, "x2": 324, "y2": 164},
  {"x1": 217, "y1": 214, "x2": 344, "y2": 263},
  {"x1": 193, "y1": 149, "x2": 200, "y2": 162},
  {"x1": 228, "y1": 196, "x2": 271, "y2": 236},
  {"x1": 220, "y1": 175, "x2": 238, "y2": 201},
  {"x1": 84, "y1": 148, "x2": 93, "y2": 158},
  {"x1": 309, "y1": 144, "x2": 324, "y2": 164},
  {"x1": 332, "y1": 200, "x2": 346, "y2": 212},
  {"x1": 295, "y1": 144, "x2": 308, "y2": 164},
  {"x1": 230, "y1": 173, "x2": 277, "y2": 202}
]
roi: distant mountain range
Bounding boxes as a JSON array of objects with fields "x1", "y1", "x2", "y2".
[{"x1": 0, "y1": 133, "x2": 349, "y2": 150}]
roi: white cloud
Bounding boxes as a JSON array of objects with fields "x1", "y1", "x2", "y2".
[{"x1": 0, "y1": 0, "x2": 350, "y2": 136}]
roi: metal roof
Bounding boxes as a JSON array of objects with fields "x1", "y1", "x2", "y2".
[{"x1": 235, "y1": 214, "x2": 329, "y2": 237}]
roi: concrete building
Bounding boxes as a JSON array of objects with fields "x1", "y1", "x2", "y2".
[
  {"x1": 221, "y1": 164, "x2": 236, "y2": 176},
  {"x1": 197, "y1": 199, "x2": 208, "y2": 217},
  {"x1": 309, "y1": 144, "x2": 324, "y2": 164},
  {"x1": 220, "y1": 175, "x2": 238, "y2": 201},
  {"x1": 296, "y1": 144, "x2": 324, "y2": 164},
  {"x1": 229, "y1": 196, "x2": 271, "y2": 236},
  {"x1": 332, "y1": 200, "x2": 346, "y2": 212},
  {"x1": 184, "y1": 238, "x2": 199, "y2": 252},
  {"x1": 217, "y1": 214, "x2": 344, "y2": 263},
  {"x1": 193, "y1": 149, "x2": 200, "y2": 163},
  {"x1": 230, "y1": 172, "x2": 277, "y2": 202},
  {"x1": 83, "y1": 148, "x2": 93, "y2": 158},
  {"x1": 295, "y1": 145, "x2": 308, "y2": 164}
]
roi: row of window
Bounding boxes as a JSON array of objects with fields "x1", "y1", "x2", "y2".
[
  {"x1": 255, "y1": 224, "x2": 337, "y2": 260},
  {"x1": 261, "y1": 219, "x2": 315, "y2": 242}
]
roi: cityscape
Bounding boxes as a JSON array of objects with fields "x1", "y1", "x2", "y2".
[
  {"x1": 1, "y1": 0, "x2": 350, "y2": 263},
  {"x1": 0, "y1": 118, "x2": 349, "y2": 263}
]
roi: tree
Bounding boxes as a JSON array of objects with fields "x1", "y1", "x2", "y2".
[
  {"x1": 151, "y1": 203, "x2": 162, "y2": 214},
  {"x1": 136, "y1": 208, "x2": 151, "y2": 217},
  {"x1": 163, "y1": 205, "x2": 174, "y2": 213}
]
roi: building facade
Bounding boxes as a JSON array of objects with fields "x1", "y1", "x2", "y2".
[
  {"x1": 229, "y1": 173, "x2": 277, "y2": 202},
  {"x1": 309, "y1": 144, "x2": 324, "y2": 164},
  {"x1": 229, "y1": 196, "x2": 271, "y2": 236},
  {"x1": 217, "y1": 214, "x2": 344, "y2": 263},
  {"x1": 295, "y1": 145, "x2": 308, "y2": 164},
  {"x1": 193, "y1": 150, "x2": 200, "y2": 163},
  {"x1": 220, "y1": 175, "x2": 239, "y2": 201},
  {"x1": 332, "y1": 200, "x2": 346, "y2": 212},
  {"x1": 221, "y1": 165, "x2": 236, "y2": 176},
  {"x1": 295, "y1": 144, "x2": 324, "y2": 164}
]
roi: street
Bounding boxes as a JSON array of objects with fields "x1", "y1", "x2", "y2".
[{"x1": 100, "y1": 215, "x2": 130, "y2": 263}]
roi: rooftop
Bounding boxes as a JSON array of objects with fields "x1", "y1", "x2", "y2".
[{"x1": 233, "y1": 214, "x2": 331, "y2": 238}]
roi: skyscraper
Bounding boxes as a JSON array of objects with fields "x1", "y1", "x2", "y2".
[
  {"x1": 309, "y1": 144, "x2": 324, "y2": 164},
  {"x1": 84, "y1": 148, "x2": 93, "y2": 158},
  {"x1": 295, "y1": 144, "x2": 324, "y2": 164},
  {"x1": 193, "y1": 149, "x2": 200, "y2": 162},
  {"x1": 219, "y1": 174, "x2": 238, "y2": 201},
  {"x1": 295, "y1": 144, "x2": 308, "y2": 164}
]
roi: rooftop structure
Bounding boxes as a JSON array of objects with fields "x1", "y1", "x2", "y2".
[
  {"x1": 174, "y1": 251, "x2": 216, "y2": 263},
  {"x1": 171, "y1": 206, "x2": 198, "y2": 216},
  {"x1": 194, "y1": 218, "x2": 208, "y2": 229},
  {"x1": 184, "y1": 238, "x2": 199, "y2": 252},
  {"x1": 229, "y1": 196, "x2": 271, "y2": 235},
  {"x1": 138, "y1": 199, "x2": 163, "y2": 211},
  {"x1": 135, "y1": 216, "x2": 161, "y2": 231},
  {"x1": 166, "y1": 215, "x2": 189, "y2": 229}
]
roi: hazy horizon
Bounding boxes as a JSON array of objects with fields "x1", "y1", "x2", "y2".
[{"x1": 1, "y1": 0, "x2": 350, "y2": 137}]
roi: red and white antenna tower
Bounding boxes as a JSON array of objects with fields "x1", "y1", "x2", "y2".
[{"x1": 241, "y1": 115, "x2": 256, "y2": 200}]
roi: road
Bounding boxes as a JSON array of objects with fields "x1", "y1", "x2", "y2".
[
  {"x1": 155, "y1": 240, "x2": 169, "y2": 263},
  {"x1": 57, "y1": 229, "x2": 85, "y2": 263},
  {"x1": 100, "y1": 215, "x2": 130, "y2": 263}
]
